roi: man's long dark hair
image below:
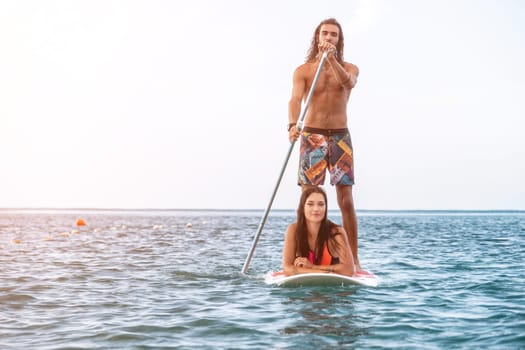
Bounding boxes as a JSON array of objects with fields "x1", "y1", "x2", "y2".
[
  {"x1": 306, "y1": 18, "x2": 345, "y2": 65},
  {"x1": 295, "y1": 187, "x2": 339, "y2": 264}
]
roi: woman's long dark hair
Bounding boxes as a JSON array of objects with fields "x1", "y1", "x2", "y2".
[
  {"x1": 295, "y1": 187, "x2": 339, "y2": 263},
  {"x1": 306, "y1": 18, "x2": 345, "y2": 65}
]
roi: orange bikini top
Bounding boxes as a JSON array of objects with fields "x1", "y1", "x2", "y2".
[{"x1": 307, "y1": 243, "x2": 336, "y2": 266}]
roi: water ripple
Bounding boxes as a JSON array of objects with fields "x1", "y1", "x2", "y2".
[{"x1": 0, "y1": 210, "x2": 524, "y2": 349}]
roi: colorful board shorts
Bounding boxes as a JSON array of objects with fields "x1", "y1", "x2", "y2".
[{"x1": 298, "y1": 127, "x2": 354, "y2": 186}]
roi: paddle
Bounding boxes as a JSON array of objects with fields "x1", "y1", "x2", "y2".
[{"x1": 241, "y1": 51, "x2": 329, "y2": 274}]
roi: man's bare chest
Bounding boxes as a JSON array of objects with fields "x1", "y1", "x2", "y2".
[{"x1": 307, "y1": 69, "x2": 344, "y2": 93}]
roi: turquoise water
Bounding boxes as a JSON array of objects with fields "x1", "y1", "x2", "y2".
[{"x1": 1, "y1": 209, "x2": 524, "y2": 349}]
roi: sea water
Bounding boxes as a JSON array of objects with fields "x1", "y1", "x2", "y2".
[{"x1": 1, "y1": 209, "x2": 524, "y2": 349}]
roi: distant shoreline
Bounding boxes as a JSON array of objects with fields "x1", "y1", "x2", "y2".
[{"x1": 1, "y1": 208, "x2": 524, "y2": 214}]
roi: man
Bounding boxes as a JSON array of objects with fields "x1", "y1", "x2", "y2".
[{"x1": 288, "y1": 18, "x2": 361, "y2": 270}]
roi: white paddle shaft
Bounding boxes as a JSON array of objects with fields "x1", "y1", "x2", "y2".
[{"x1": 241, "y1": 52, "x2": 329, "y2": 274}]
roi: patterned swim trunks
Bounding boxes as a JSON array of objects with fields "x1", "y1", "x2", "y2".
[{"x1": 298, "y1": 127, "x2": 354, "y2": 186}]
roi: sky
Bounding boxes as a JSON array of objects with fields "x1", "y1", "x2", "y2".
[{"x1": 1, "y1": 0, "x2": 524, "y2": 210}]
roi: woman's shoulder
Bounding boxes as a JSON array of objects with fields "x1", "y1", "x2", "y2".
[{"x1": 285, "y1": 222, "x2": 298, "y2": 236}]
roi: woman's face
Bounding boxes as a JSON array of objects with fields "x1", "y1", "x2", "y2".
[{"x1": 304, "y1": 192, "x2": 326, "y2": 223}]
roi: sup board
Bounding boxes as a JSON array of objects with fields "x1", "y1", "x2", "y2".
[{"x1": 265, "y1": 270, "x2": 379, "y2": 287}]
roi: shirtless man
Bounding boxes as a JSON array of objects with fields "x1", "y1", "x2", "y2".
[{"x1": 288, "y1": 18, "x2": 361, "y2": 270}]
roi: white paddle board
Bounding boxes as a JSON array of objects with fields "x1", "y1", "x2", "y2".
[{"x1": 265, "y1": 270, "x2": 379, "y2": 287}]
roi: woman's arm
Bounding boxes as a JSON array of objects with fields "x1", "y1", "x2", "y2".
[
  {"x1": 282, "y1": 223, "x2": 331, "y2": 276},
  {"x1": 327, "y1": 228, "x2": 355, "y2": 276},
  {"x1": 282, "y1": 223, "x2": 299, "y2": 276}
]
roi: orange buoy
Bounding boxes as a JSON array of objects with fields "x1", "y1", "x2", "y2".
[{"x1": 76, "y1": 218, "x2": 87, "y2": 226}]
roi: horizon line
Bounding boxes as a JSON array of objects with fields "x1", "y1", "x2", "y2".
[{"x1": 1, "y1": 207, "x2": 524, "y2": 213}]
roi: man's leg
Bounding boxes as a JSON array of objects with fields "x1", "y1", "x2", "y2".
[{"x1": 335, "y1": 184, "x2": 360, "y2": 270}]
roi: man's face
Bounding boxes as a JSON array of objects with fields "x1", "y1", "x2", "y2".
[{"x1": 318, "y1": 24, "x2": 340, "y2": 46}]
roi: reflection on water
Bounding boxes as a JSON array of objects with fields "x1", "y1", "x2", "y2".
[{"x1": 280, "y1": 289, "x2": 370, "y2": 346}]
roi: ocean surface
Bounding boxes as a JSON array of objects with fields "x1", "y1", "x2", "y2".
[{"x1": 1, "y1": 209, "x2": 524, "y2": 349}]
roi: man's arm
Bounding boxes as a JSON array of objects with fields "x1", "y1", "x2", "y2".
[
  {"x1": 287, "y1": 66, "x2": 306, "y2": 142},
  {"x1": 288, "y1": 66, "x2": 306, "y2": 126},
  {"x1": 327, "y1": 56, "x2": 358, "y2": 90}
]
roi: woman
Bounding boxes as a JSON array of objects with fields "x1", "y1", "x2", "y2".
[{"x1": 282, "y1": 186, "x2": 356, "y2": 276}]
